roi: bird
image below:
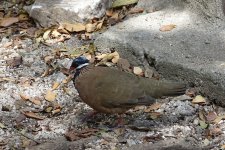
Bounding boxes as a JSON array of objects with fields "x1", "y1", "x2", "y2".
[{"x1": 71, "y1": 56, "x2": 186, "y2": 114}]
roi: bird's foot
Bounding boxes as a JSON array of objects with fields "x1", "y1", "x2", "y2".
[{"x1": 112, "y1": 114, "x2": 127, "y2": 128}]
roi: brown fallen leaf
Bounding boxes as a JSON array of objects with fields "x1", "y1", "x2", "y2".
[
  {"x1": 213, "y1": 115, "x2": 225, "y2": 124},
  {"x1": 62, "y1": 75, "x2": 73, "y2": 84},
  {"x1": 143, "y1": 134, "x2": 163, "y2": 142},
  {"x1": 62, "y1": 23, "x2": 86, "y2": 32},
  {"x1": 23, "y1": 112, "x2": 45, "y2": 120},
  {"x1": 133, "y1": 67, "x2": 143, "y2": 76},
  {"x1": 52, "y1": 108, "x2": 61, "y2": 115},
  {"x1": 30, "y1": 97, "x2": 41, "y2": 106},
  {"x1": 221, "y1": 144, "x2": 225, "y2": 149},
  {"x1": 96, "y1": 18, "x2": 105, "y2": 30},
  {"x1": 22, "y1": 139, "x2": 31, "y2": 148},
  {"x1": 51, "y1": 29, "x2": 61, "y2": 38},
  {"x1": 111, "y1": 51, "x2": 120, "y2": 63},
  {"x1": 3, "y1": 41, "x2": 13, "y2": 48},
  {"x1": 52, "y1": 82, "x2": 60, "y2": 90},
  {"x1": 44, "y1": 90, "x2": 56, "y2": 102},
  {"x1": 85, "y1": 23, "x2": 97, "y2": 33},
  {"x1": 0, "y1": 17, "x2": 19, "y2": 27},
  {"x1": 18, "y1": 14, "x2": 29, "y2": 21},
  {"x1": 20, "y1": 93, "x2": 30, "y2": 101},
  {"x1": 6, "y1": 56, "x2": 23, "y2": 68},
  {"x1": 133, "y1": 106, "x2": 146, "y2": 112},
  {"x1": 106, "y1": 9, "x2": 114, "y2": 17},
  {"x1": 108, "y1": 12, "x2": 120, "y2": 25},
  {"x1": 148, "y1": 112, "x2": 162, "y2": 120},
  {"x1": 199, "y1": 110, "x2": 206, "y2": 122},
  {"x1": 43, "y1": 29, "x2": 51, "y2": 40},
  {"x1": 144, "y1": 103, "x2": 162, "y2": 112},
  {"x1": 192, "y1": 95, "x2": 206, "y2": 104},
  {"x1": 44, "y1": 55, "x2": 54, "y2": 64},
  {"x1": 159, "y1": 24, "x2": 176, "y2": 32},
  {"x1": 96, "y1": 54, "x2": 107, "y2": 60},
  {"x1": 83, "y1": 53, "x2": 92, "y2": 60},
  {"x1": 206, "y1": 111, "x2": 217, "y2": 122},
  {"x1": 96, "y1": 51, "x2": 120, "y2": 64},
  {"x1": 210, "y1": 127, "x2": 222, "y2": 136},
  {"x1": 129, "y1": 8, "x2": 144, "y2": 14},
  {"x1": 65, "y1": 128, "x2": 98, "y2": 141}
]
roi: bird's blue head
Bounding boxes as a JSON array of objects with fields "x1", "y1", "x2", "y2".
[{"x1": 70, "y1": 56, "x2": 89, "y2": 70}]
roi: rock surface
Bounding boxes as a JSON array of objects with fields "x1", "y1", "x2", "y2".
[
  {"x1": 95, "y1": 0, "x2": 225, "y2": 106},
  {"x1": 24, "y1": 0, "x2": 113, "y2": 27}
]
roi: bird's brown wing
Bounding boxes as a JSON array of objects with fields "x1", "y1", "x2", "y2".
[{"x1": 77, "y1": 67, "x2": 155, "y2": 110}]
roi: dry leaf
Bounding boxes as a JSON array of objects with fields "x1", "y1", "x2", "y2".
[
  {"x1": 144, "y1": 103, "x2": 162, "y2": 112},
  {"x1": 18, "y1": 14, "x2": 29, "y2": 21},
  {"x1": 45, "y1": 90, "x2": 56, "y2": 102},
  {"x1": 6, "y1": 56, "x2": 23, "y2": 68},
  {"x1": 0, "y1": 17, "x2": 19, "y2": 27},
  {"x1": 22, "y1": 139, "x2": 30, "y2": 148},
  {"x1": 210, "y1": 127, "x2": 222, "y2": 136},
  {"x1": 52, "y1": 108, "x2": 61, "y2": 115},
  {"x1": 199, "y1": 110, "x2": 206, "y2": 121},
  {"x1": 221, "y1": 145, "x2": 225, "y2": 149},
  {"x1": 213, "y1": 115, "x2": 225, "y2": 124},
  {"x1": 43, "y1": 29, "x2": 51, "y2": 40},
  {"x1": 23, "y1": 111, "x2": 45, "y2": 120},
  {"x1": 20, "y1": 93, "x2": 30, "y2": 101},
  {"x1": 51, "y1": 29, "x2": 61, "y2": 38},
  {"x1": 30, "y1": 97, "x2": 41, "y2": 106},
  {"x1": 52, "y1": 82, "x2": 60, "y2": 90},
  {"x1": 192, "y1": 95, "x2": 206, "y2": 104},
  {"x1": 0, "y1": 123, "x2": 6, "y2": 129},
  {"x1": 44, "y1": 56, "x2": 54, "y2": 64},
  {"x1": 111, "y1": 51, "x2": 120, "y2": 63},
  {"x1": 85, "y1": 23, "x2": 96, "y2": 33},
  {"x1": 62, "y1": 23, "x2": 86, "y2": 32},
  {"x1": 62, "y1": 75, "x2": 72, "y2": 84},
  {"x1": 133, "y1": 67, "x2": 143, "y2": 76},
  {"x1": 83, "y1": 53, "x2": 92, "y2": 60},
  {"x1": 106, "y1": 9, "x2": 114, "y2": 17},
  {"x1": 149, "y1": 112, "x2": 162, "y2": 120},
  {"x1": 129, "y1": 8, "x2": 144, "y2": 14},
  {"x1": 133, "y1": 106, "x2": 145, "y2": 111},
  {"x1": 206, "y1": 111, "x2": 217, "y2": 122},
  {"x1": 159, "y1": 24, "x2": 176, "y2": 32},
  {"x1": 112, "y1": 0, "x2": 139, "y2": 8},
  {"x1": 3, "y1": 41, "x2": 13, "y2": 48},
  {"x1": 199, "y1": 120, "x2": 208, "y2": 129},
  {"x1": 96, "y1": 18, "x2": 105, "y2": 30},
  {"x1": 96, "y1": 51, "x2": 120, "y2": 64},
  {"x1": 65, "y1": 128, "x2": 98, "y2": 141},
  {"x1": 96, "y1": 54, "x2": 107, "y2": 60}
]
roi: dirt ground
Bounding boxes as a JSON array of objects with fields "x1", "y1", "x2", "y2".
[{"x1": 1, "y1": 1, "x2": 225, "y2": 150}]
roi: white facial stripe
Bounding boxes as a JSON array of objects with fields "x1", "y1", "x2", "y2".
[{"x1": 76, "y1": 63, "x2": 89, "y2": 69}]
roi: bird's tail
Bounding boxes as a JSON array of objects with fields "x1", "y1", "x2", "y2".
[{"x1": 143, "y1": 79, "x2": 187, "y2": 98}]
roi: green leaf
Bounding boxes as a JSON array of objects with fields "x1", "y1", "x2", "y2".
[
  {"x1": 199, "y1": 120, "x2": 208, "y2": 129},
  {"x1": 112, "y1": 0, "x2": 139, "y2": 8}
]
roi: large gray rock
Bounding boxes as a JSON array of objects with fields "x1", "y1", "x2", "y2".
[
  {"x1": 25, "y1": 0, "x2": 113, "y2": 27},
  {"x1": 95, "y1": 0, "x2": 225, "y2": 106}
]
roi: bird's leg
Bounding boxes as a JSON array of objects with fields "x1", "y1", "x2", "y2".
[
  {"x1": 114, "y1": 114, "x2": 126, "y2": 127},
  {"x1": 81, "y1": 111, "x2": 98, "y2": 122}
]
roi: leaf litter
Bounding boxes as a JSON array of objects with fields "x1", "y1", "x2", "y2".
[{"x1": 1, "y1": 1, "x2": 225, "y2": 149}]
